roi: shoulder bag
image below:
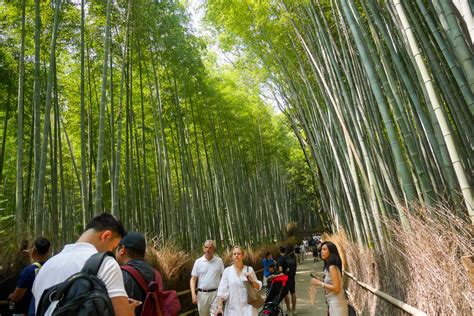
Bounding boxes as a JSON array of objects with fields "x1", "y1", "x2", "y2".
[{"x1": 243, "y1": 266, "x2": 264, "y2": 309}]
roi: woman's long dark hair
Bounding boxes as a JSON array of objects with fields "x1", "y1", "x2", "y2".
[{"x1": 321, "y1": 241, "x2": 342, "y2": 272}]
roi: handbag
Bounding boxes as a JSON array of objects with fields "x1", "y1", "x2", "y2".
[
  {"x1": 348, "y1": 304, "x2": 357, "y2": 316},
  {"x1": 344, "y1": 289, "x2": 357, "y2": 316},
  {"x1": 243, "y1": 266, "x2": 264, "y2": 309}
]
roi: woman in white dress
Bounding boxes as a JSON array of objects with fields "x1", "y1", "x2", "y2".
[{"x1": 215, "y1": 246, "x2": 262, "y2": 316}]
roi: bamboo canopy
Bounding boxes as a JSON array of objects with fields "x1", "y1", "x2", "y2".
[
  {"x1": 0, "y1": 0, "x2": 472, "y2": 251},
  {"x1": 0, "y1": 0, "x2": 320, "y2": 249}
]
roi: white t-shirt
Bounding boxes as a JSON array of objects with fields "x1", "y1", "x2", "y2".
[
  {"x1": 191, "y1": 255, "x2": 224, "y2": 290},
  {"x1": 32, "y1": 242, "x2": 127, "y2": 311}
]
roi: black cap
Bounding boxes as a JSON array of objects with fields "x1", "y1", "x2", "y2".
[{"x1": 119, "y1": 231, "x2": 146, "y2": 252}]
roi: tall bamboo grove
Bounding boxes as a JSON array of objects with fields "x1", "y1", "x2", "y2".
[{"x1": 206, "y1": 0, "x2": 473, "y2": 249}]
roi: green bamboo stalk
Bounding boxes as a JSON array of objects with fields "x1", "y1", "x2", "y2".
[
  {"x1": 94, "y1": 0, "x2": 112, "y2": 214},
  {"x1": 393, "y1": 0, "x2": 473, "y2": 223},
  {"x1": 35, "y1": 0, "x2": 61, "y2": 235},
  {"x1": 433, "y1": 0, "x2": 474, "y2": 93},
  {"x1": 15, "y1": 0, "x2": 27, "y2": 234}
]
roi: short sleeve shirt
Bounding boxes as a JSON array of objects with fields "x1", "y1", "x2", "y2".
[
  {"x1": 32, "y1": 242, "x2": 127, "y2": 311},
  {"x1": 262, "y1": 258, "x2": 275, "y2": 277},
  {"x1": 277, "y1": 255, "x2": 288, "y2": 275},
  {"x1": 191, "y1": 255, "x2": 224, "y2": 290},
  {"x1": 13, "y1": 262, "x2": 43, "y2": 313}
]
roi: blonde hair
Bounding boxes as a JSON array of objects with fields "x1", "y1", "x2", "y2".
[{"x1": 232, "y1": 245, "x2": 245, "y2": 255}]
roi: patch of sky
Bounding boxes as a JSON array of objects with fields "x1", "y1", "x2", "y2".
[{"x1": 184, "y1": 0, "x2": 283, "y2": 113}]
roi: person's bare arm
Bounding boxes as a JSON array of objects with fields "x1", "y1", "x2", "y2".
[
  {"x1": 268, "y1": 272, "x2": 283, "y2": 283},
  {"x1": 328, "y1": 266, "x2": 342, "y2": 294},
  {"x1": 8, "y1": 288, "x2": 27, "y2": 302},
  {"x1": 311, "y1": 266, "x2": 342, "y2": 294},
  {"x1": 216, "y1": 297, "x2": 224, "y2": 315},
  {"x1": 111, "y1": 296, "x2": 137, "y2": 316},
  {"x1": 246, "y1": 269, "x2": 262, "y2": 290},
  {"x1": 190, "y1": 276, "x2": 198, "y2": 304}
]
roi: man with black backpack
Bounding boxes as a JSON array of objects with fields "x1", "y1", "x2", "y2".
[
  {"x1": 278, "y1": 245, "x2": 297, "y2": 315},
  {"x1": 115, "y1": 231, "x2": 181, "y2": 316},
  {"x1": 32, "y1": 213, "x2": 139, "y2": 316}
]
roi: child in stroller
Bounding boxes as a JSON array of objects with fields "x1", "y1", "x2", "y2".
[{"x1": 258, "y1": 272, "x2": 288, "y2": 316}]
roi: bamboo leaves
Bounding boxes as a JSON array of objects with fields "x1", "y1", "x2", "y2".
[{"x1": 2, "y1": 0, "x2": 306, "y2": 248}]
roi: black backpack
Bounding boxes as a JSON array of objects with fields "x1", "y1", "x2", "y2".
[
  {"x1": 37, "y1": 252, "x2": 115, "y2": 316},
  {"x1": 286, "y1": 255, "x2": 297, "y2": 276}
]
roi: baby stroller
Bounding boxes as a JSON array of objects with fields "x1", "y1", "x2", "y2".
[{"x1": 258, "y1": 275, "x2": 288, "y2": 316}]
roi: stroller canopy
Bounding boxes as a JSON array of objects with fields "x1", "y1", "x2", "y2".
[{"x1": 271, "y1": 274, "x2": 288, "y2": 287}]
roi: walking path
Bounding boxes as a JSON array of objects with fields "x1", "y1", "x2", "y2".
[
  {"x1": 290, "y1": 254, "x2": 327, "y2": 315},
  {"x1": 262, "y1": 253, "x2": 327, "y2": 315}
]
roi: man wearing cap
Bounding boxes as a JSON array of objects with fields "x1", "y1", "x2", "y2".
[
  {"x1": 115, "y1": 231, "x2": 162, "y2": 316},
  {"x1": 190, "y1": 240, "x2": 224, "y2": 316}
]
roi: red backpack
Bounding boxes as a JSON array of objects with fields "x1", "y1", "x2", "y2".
[{"x1": 121, "y1": 265, "x2": 181, "y2": 316}]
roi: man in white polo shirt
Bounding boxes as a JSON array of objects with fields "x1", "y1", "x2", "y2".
[
  {"x1": 190, "y1": 240, "x2": 224, "y2": 316},
  {"x1": 32, "y1": 213, "x2": 139, "y2": 316}
]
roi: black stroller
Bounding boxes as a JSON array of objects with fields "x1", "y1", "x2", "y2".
[{"x1": 258, "y1": 275, "x2": 288, "y2": 316}]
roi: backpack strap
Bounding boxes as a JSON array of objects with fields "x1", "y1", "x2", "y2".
[
  {"x1": 81, "y1": 251, "x2": 114, "y2": 276},
  {"x1": 122, "y1": 265, "x2": 164, "y2": 293},
  {"x1": 32, "y1": 261, "x2": 43, "y2": 269},
  {"x1": 121, "y1": 265, "x2": 149, "y2": 293},
  {"x1": 154, "y1": 270, "x2": 163, "y2": 291},
  {"x1": 32, "y1": 261, "x2": 42, "y2": 277}
]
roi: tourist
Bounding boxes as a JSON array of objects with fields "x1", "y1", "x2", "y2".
[
  {"x1": 190, "y1": 240, "x2": 224, "y2": 316},
  {"x1": 32, "y1": 213, "x2": 139, "y2": 316},
  {"x1": 8, "y1": 237, "x2": 51, "y2": 316},
  {"x1": 310, "y1": 241, "x2": 347, "y2": 315},
  {"x1": 215, "y1": 246, "x2": 262, "y2": 316},
  {"x1": 313, "y1": 241, "x2": 320, "y2": 262},
  {"x1": 115, "y1": 231, "x2": 162, "y2": 316},
  {"x1": 302, "y1": 238, "x2": 309, "y2": 252},
  {"x1": 278, "y1": 245, "x2": 297, "y2": 314},
  {"x1": 300, "y1": 241, "x2": 306, "y2": 262},
  {"x1": 262, "y1": 251, "x2": 275, "y2": 289},
  {"x1": 265, "y1": 263, "x2": 281, "y2": 296},
  {"x1": 294, "y1": 243, "x2": 301, "y2": 263}
]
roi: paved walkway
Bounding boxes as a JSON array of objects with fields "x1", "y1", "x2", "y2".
[
  {"x1": 290, "y1": 255, "x2": 327, "y2": 315},
  {"x1": 263, "y1": 254, "x2": 327, "y2": 315}
]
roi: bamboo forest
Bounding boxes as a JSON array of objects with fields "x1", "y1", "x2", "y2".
[{"x1": 0, "y1": 0, "x2": 472, "y2": 315}]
